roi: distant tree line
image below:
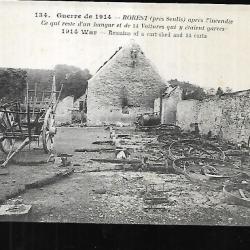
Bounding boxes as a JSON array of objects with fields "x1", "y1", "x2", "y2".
[
  {"x1": 1, "y1": 68, "x2": 233, "y2": 104},
  {"x1": 26, "y1": 68, "x2": 54, "y2": 99},
  {"x1": 54, "y1": 64, "x2": 92, "y2": 100},
  {"x1": 206, "y1": 86, "x2": 233, "y2": 96},
  {"x1": 0, "y1": 65, "x2": 92, "y2": 103},
  {"x1": 168, "y1": 79, "x2": 233, "y2": 101},
  {"x1": 168, "y1": 79, "x2": 207, "y2": 101},
  {"x1": 0, "y1": 68, "x2": 27, "y2": 103}
]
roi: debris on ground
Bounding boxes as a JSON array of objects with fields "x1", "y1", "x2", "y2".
[
  {"x1": 74, "y1": 124, "x2": 250, "y2": 216},
  {"x1": 75, "y1": 148, "x2": 115, "y2": 152},
  {"x1": 92, "y1": 188, "x2": 107, "y2": 195},
  {"x1": 0, "y1": 196, "x2": 32, "y2": 221},
  {"x1": 54, "y1": 153, "x2": 73, "y2": 167},
  {"x1": 143, "y1": 183, "x2": 175, "y2": 210},
  {"x1": 2, "y1": 123, "x2": 250, "y2": 224},
  {"x1": 223, "y1": 183, "x2": 250, "y2": 208}
]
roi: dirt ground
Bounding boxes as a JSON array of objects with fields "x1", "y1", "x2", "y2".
[
  {"x1": 0, "y1": 140, "x2": 66, "y2": 204},
  {"x1": 6, "y1": 126, "x2": 249, "y2": 225}
]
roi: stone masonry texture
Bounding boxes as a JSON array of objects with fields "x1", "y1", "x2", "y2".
[
  {"x1": 161, "y1": 87, "x2": 182, "y2": 124},
  {"x1": 87, "y1": 42, "x2": 167, "y2": 126},
  {"x1": 176, "y1": 91, "x2": 250, "y2": 144},
  {"x1": 55, "y1": 96, "x2": 74, "y2": 125}
]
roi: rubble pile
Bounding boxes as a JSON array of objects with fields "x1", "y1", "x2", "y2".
[
  {"x1": 85, "y1": 124, "x2": 250, "y2": 209},
  {"x1": 169, "y1": 139, "x2": 225, "y2": 160}
]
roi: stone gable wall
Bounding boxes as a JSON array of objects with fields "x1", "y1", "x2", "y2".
[{"x1": 87, "y1": 43, "x2": 166, "y2": 126}]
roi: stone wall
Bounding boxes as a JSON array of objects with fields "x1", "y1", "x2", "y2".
[
  {"x1": 74, "y1": 93, "x2": 87, "y2": 110},
  {"x1": 72, "y1": 93, "x2": 87, "y2": 123},
  {"x1": 88, "y1": 106, "x2": 153, "y2": 126},
  {"x1": 161, "y1": 87, "x2": 182, "y2": 124},
  {"x1": 87, "y1": 42, "x2": 166, "y2": 126},
  {"x1": 176, "y1": 100, "x2": 198, "y2": 130},
  {"x1": 55, "y1": 96, "x2": 74, "y2": 125},
  {"x1": 154, "y1": 98, "x2": 160, "y2": 113},
  {"x1": 176, "y1": 91, "x2": 250, "y2": 143}
]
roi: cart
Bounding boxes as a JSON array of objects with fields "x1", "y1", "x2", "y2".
[{"x1": 0, "y1": 76, "x2": 63, "y2": 168}]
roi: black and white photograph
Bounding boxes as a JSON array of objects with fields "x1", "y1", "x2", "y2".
[{"x1": 0, "y1": 1, "x2": 249, "y2": 226}]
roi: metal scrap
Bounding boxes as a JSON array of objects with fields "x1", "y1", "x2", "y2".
[
  {"x1": 223, "y1": 183, "x2": 250, "y2": 208},
  {"x1": 90, "y1": 158, "x2": 141, "y2": 164},
  {"x1": 169, "y1": 139, "x2": 225, "y2": 161},
  {"x1": 75, "y1": 148, "x2": 115, "y2": 152},
  {"x1": 92, "y1": 140, "x2": 113, "y2": 145},
  {"x1": 143, "y1": 183, "x2": 175, "y2": 210},
  {"x1": 173, "y1": 157, "x2": 242, "y2": 187}
]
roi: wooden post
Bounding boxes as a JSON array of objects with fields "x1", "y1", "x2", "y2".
[
  {"x1": 159, "y1": 94, "x2": 163, "y2": 125},
  {"x1": 32, "y1": 82, "x2": 37, "y2": 118},
  {"x1": 54, "y1": 84, "x2": 63, "y2": 112},
  {"x1": 0, "y1": 137, "x2": 30, "y2": 168},
  {"x1": 26, "y1": 81, "x2": 29, "y2": 114},
  {"x1": 41, "y1": 91, "x2": 45, "y2": 104},
  {"x1": 51, "y1": 75, "x2": 57, "y2": 106},
  {"x1": 27, "y1": 104, "x2": 31, "y2": 141}
]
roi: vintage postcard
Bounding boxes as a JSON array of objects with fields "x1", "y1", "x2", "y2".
[{"x1": 0, "y1": 1, "x2": 249, "y2": 225}]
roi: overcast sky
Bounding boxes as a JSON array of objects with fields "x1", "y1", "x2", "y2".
[{"x1": 0, "y1": 1, "x2": 250, "y2": 91}]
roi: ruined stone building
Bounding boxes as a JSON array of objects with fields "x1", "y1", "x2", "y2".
[
  {"x1": 176, "y1": 89, "x2": 250, "y2": 144},
  {"x1": 86, "y1": 41, "x2": 167, "y2": 126},
  {"x1": 154, "y1": 86, "x2": 182, "y2": 124}
]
